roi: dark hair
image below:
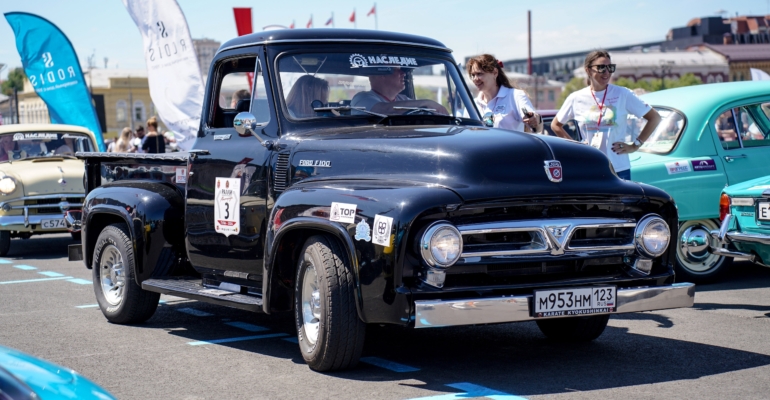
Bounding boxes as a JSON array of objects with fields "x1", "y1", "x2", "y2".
[
  {"x1": 584, "y1": 50, "x2": 611, "y2": 70},
  {"x1": 466, "y1": 54, "x2": 512, "y2": 89},
  {"x1": 146, "y1": 116, "x2": 158, "y2": 129}
]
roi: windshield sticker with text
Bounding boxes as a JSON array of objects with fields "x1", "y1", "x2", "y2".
[
  {"x1": 13, "y1": 133, "x2": 58, "y2": 141},
  {"x1": 349, "y1": 53, "x2": 418, "y2": 69}
]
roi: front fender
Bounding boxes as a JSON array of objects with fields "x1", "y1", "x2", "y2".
[
  {"x1": 263, "y1": 180, "x2": 464, "y2": 324},
  {"x1": 83, "y1": 180, "x2": 185, "y2": 284}
]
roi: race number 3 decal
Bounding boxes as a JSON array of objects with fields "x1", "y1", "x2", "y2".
[{"x1": 215, "y1": 177, "x2": 241, "y2": 236}]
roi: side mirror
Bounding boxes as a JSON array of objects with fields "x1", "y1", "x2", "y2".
[
  {"x1": 482, "y1": 112, "x2": 495, "y2": 127},
  {"x1": 233, "y1": 112, "x2": 272, "y2": 149}
]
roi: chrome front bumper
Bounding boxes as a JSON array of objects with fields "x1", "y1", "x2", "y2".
[
  {"x1": 413, "y1": 283, "x2": 695, "y2": 328},
  {"x1": 0, "y1": 194, "x2": 83, "y2": 229},
  {"x1": 708, "y1": 214, "x2": 766, "y2": 263}
]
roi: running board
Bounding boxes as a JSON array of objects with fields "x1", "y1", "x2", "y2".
[{"x1": 142, "y1": 278, "x2": 263, "y2": 312}]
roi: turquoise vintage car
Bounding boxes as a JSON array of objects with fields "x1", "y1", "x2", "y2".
[
  {"x1": 708, "y1": 175, "x2": 770, "y2": 273},
  {"x1": 0, "y1": 345, "x2": 114, "y2": 399},
  {"x1": 630, "y1": 81, "x2": 770, "y2": 282}
]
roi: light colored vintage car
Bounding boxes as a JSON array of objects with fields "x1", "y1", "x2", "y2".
[
  {"x1": 0, "y1": 124, "x2": 97, "y2": 256},
  {"x1": 708, "y1": 175, "x2": 770, "y2": 274},
  {"x1": 629, "y1": 81, "x2": 770, "y2": 282}
]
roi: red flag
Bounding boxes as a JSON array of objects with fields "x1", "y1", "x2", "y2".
[
  {"x1": 367, "y1": 4, "x2": 376, "y2": 16},
  {"x1": 306, "y1": 16, "x2": 313, "y2": 28},
  {"x1": 325, "y1": 16, "x2": 333, "y2": 26},
  {"x1": 289, "y1": 20, "x2": 295, "y2": 29},
  {"x1": 232, "y1": 8, "x2": 252, "y2": 37},
  {"x1": 349, "y1": 10, "x2": 356, "y2": 23}
]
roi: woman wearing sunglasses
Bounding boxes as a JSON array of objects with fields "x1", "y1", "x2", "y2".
[
  {"x1": 467, "y1": 54, "x2": 542, "y2": 133},
  {"x1": 551, "y1": 50, "x2": 660, "y2": 180}
]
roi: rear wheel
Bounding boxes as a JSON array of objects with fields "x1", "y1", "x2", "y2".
[
  {"x1": 294, "y1": 235, "x2": 365, "y2": 371},
  {"x1": 675, "y1": 219, "x2": 732, "y2": 283},
  {"x1": 0, "y1": 231, "x2": 9, "y2": 257},
  {"x1": 92, "y1": 223, "x2": 159, "y2": 324},
  {"x1": 536, "y1": 314, "x2": 610, "y2": 342}
]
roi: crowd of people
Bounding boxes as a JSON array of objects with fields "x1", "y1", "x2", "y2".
[{"x1": 105, "y1": 116, "x2": 176, "y2": 154}]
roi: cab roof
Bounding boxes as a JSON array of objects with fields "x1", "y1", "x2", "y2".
[{"x1": 219, "y1": 28, "x2": 451, "y2": 54}]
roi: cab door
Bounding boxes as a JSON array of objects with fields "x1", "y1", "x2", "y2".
[
  {"x1": 716, "y1": 102, "x2": 770, "y2": 185},
  {"x1": 185, "y1": 47, "x2": 277, "y2": 279}
]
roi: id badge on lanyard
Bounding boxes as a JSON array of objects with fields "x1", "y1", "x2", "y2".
[{"x1": 589, "y1": 88, "x2": 609, "y2": 149}]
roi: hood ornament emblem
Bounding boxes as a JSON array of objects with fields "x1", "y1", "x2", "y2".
[
  {"x1": 57, "y1": 166, "x2": 67, "y2": 187},
  {"x1": 544, "y1": 160, "x2": 562, "y2": 183}
]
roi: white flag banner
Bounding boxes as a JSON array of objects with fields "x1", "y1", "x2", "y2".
[
  {"x1": 750, "y1": 68, "x2": 770, "y2": 81},
  {"x1": 122, "y1": 0, "x2": 204, "y2": 151}
]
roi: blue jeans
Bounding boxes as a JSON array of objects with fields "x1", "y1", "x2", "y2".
[{"x1": 616, "y1": 169, "x2": 631, "y2": 180}]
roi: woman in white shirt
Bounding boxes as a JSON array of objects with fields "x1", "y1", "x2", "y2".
[
  {"x1": 551, "y1": 50, "x2": 661, "y2": 180},
  {"x1": 466, "y1": 54, "x2": 541, "y2": 132}
]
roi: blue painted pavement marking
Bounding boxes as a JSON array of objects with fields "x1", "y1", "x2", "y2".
[
  {"x1": 282, "y1": 337, "x2": 299, "y2": 344},
  {"x1": 360, "y1": 357, "x2": 420, "y2": 373},
  {"x1": 13, "y1": 265, "x2": 36, "y2": 271},
  {"x1": 0, "y1": 276, "x2": 73, "y2": 285},
  {"x1": 225, "y1": 321, "x2": 269, "y2": 332},
  {"x1": 38, "y1": 271, "x2": 65, "y2": 277},
  {"x1": 187, "y1": 333, "x2": 288, "y2": 346},
  {"x1": 405, "y1": 382, "x2": 526, "y2": 400},
  {"x1": 177, "y1": 308, "x2": 214, "y2": 317},
  {"x1": 0, "y1": 259, "x2": 13, "y2": 264},
  {"x1": 67, "y1": 278, "x2": 92, "y2": 285}
]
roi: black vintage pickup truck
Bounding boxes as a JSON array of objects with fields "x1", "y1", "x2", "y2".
[{"x1": 71, "y1": 29, "x2": 694, "y2": 371}]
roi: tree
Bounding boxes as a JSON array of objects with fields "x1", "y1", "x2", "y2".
[
  {"x1": 615, "y1": 73, "x2": 703, "y2": 92},
  {"x1": 1, "y1": 68, "x2": 25, "y2": 95},
  {"x1": 556, "y1": 77, "x2": 586, "y2": 108}
]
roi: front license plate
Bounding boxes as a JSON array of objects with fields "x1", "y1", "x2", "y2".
[
  {"x1": 533, "y1": 286, "x2": 616, "y2": 318},
  {"x1": 758, "y1": 202, "x2": 770, "y2": 220},
  {"x1": 41, "y1": 219, "x2": 67, "y2": 229}
]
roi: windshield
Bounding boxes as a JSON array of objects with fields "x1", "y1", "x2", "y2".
[
  {"x1": 0, "y1": 132, "x2": 94, "y2": 162},
  {"x1": 631, "y1": 107, "x2": 685, "y2": 154},
  {"x1": 277, "y1": 52, "x2": 478, "y2": 121}
]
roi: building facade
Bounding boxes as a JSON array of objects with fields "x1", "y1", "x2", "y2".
[
  {"x1": 699, "y1": 44, "x2": 770, "y2": 81},
  {"x1": 193, "y1": 38, "x2": 221, "y2": 81}
]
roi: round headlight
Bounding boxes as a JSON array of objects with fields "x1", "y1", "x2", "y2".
[
  {"x1": 420, "y1": 221, "x2": 463, "y2": 268},
  {"x1": 0, "y1": 177, "x2": 17, "y2": 195},
  {"x1": 635, "y1": 215, "x2": 670, "y2": 258}
]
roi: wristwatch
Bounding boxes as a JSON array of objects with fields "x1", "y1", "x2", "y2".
[{"x1": 633, "y1": 138, "x2": 644, "y2": 147}]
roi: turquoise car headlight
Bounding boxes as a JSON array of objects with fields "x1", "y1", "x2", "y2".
[
  {"x1": 634, "y1": 215, "x2": 670, "y2": 258},
  {"x1": 0, "y1": 176, "x2": 17, "y2": 195}
]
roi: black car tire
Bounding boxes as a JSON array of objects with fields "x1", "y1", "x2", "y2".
[
  {"x1": 675, "y1": 219, "x2": 732, "y2": 284},
  {"x1": 294, "y1": 234, "x2": 365, "y2": 371},
  {"x1": 0, "y1": 231, "x2": 10, "y2": 257},
  {"x1": 536, "y1": 314, "x2": 610, "y2": 342},
  {"x1": 93, "y1": 223, "x2": 159, "y2": 324}
]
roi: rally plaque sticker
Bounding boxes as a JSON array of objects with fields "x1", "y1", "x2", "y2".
[
  {"x1": 215, "y1": 178, "x2": 241, "y2": 236},
  {"x1": 372, "y1": 214, "x2": 393, "y2": 247},
  {"x1": 175, "y1": 167, "x2": 187, "y2": 184}
]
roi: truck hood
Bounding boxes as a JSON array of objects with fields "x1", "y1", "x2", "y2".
[
  {"x1": 0, "y1": 158, "x2": 84, "y2": 197},
  {"x1": 283, "y1": 125, "x2": 645, "y2": 203}
]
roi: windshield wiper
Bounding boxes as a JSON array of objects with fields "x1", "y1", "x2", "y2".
[
  {"x1": 313, "y1": 106, "x2": 387, "y2": 119},
  {"x1": 392, "y1": 106, "x2": 438, "y2": 115}
]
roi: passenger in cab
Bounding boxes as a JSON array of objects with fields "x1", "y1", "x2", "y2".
[
  {"x1": 285, "y1": 75, "x2": 330, "y2": 118},
  {"x1": 466, "y1": 54, "x2": 541, "y2": 133},
  {"x1": 0, "y1": 136, "x2": 15, "y2": 162},
  {"x1": 351, "y1": 67, "x2": 447, "y2": 114}
]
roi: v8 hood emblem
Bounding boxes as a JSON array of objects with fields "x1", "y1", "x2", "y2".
[{"x1": 544, "y1": 224, "x2": 572, "y2": 255}]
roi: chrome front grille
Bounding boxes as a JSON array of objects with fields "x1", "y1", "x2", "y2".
[
  {"x1": 458, "y1": 218, "x2": 636, "y2": 258},
  {"x1": 274, "y1": 153, "x2": 290, "y2": 192}
]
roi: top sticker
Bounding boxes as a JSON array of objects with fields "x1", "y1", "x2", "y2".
[
  {"x1": 349, "y1": 53, "x2": 418, "y2": 69},
  {"x1": 329, "y1": 202, "x2": 357, "y2": 224}
]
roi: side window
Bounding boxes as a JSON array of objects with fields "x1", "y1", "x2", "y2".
[
  {"x1": 738, "y1": 104, "x2": 770, "y2": 147},
  {"x1": 211, "y1": 56, "x2": 256, "y2": 128},
  {"x1": 715, "y1": 109, "x2": 740, "y2": 150},
  {"x1": 251, "y1": 60, "x2": 270, "y2": 125}
]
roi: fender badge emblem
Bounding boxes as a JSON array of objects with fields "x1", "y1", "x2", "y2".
[{"x1": 544, "y1": 160, "x2": 562, "y2": 183}]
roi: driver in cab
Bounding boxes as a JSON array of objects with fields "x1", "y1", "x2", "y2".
[{"x1": 351, "y1": 67, "x2": 448, "y2": 115}]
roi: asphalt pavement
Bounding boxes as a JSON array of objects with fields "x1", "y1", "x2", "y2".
[{"x1": 1, "y1": 233, "x2": 769, "y2": 399}]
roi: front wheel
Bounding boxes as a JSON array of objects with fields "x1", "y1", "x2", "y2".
[
  {"x1": 294, "y1": 235, "x2": 365, "y2": 371},
  {"x1": 536, "y1": 314, "x2": 610, "y2": 342},
  {"x1": 92, "y1": 223, "x2": 159, "y2": 324},
  {"x1": 675, "y1": 219, "x2": 732, "y2": 283}
]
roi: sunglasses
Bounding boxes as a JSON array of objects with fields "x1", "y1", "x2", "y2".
[{"x1": 590, "y1": 64, "x2": 616, "y2": 73}]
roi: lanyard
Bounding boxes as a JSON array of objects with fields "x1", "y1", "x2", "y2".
[{"x1": 590, "y1": 86, "x2": 609, "y2": 129}]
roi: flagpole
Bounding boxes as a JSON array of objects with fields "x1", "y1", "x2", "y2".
[{"x1": 375, "y1": 3, "x2": 378, "y2": 30}]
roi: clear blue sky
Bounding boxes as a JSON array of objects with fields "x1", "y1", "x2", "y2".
[{"x1": 0, "y1": 0, "x2": 766, "y2": 79}]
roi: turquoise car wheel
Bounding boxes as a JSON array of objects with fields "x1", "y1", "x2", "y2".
[{"x1": 675, "y1": 219, "x2": 732, "y2": 283}]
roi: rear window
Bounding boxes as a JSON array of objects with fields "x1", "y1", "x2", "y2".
[{"x1": 634, "y1": 107, "x2": 685, "y2": 154}]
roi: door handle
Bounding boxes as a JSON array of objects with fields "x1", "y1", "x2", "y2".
[{"x1": 724, "y1": 154, "x2": 747, "y2": 162}]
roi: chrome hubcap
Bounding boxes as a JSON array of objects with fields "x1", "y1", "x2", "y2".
[
  {"x1": 680, "y1": 226, "x2": 710, "y2": 261},
  {"x1": 677, "y1": 220, "x2": 722, "y2": 272},
  {"x1": 99, "y1": 244, "x2": 126, "y2": 306},
  {"x1": 301, "y1": 255, "x2": 321, "y2": 345}
]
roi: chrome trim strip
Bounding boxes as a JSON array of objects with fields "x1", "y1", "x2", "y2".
[
  {"x1": 0, "y1": 194, "x2": 84, "y2": 208},
  {"x1": 413, "y1": 283, "x2": 695, "y2": 328},
  {"x1": 8, "y1": 203, "x2": 82, "y2": 210},
  {"x1": 458, "y1": 218, "x2": 636, "y2": 257},
  {"x1": 708, "y1": 215, "x2": 762, "y2": 263},
  {"x1": 0, "y1": 215, "x2": 68, "y2": 228},
  {"x1": 218, "y1": 38, "x2": 452, "y2": 54}
]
